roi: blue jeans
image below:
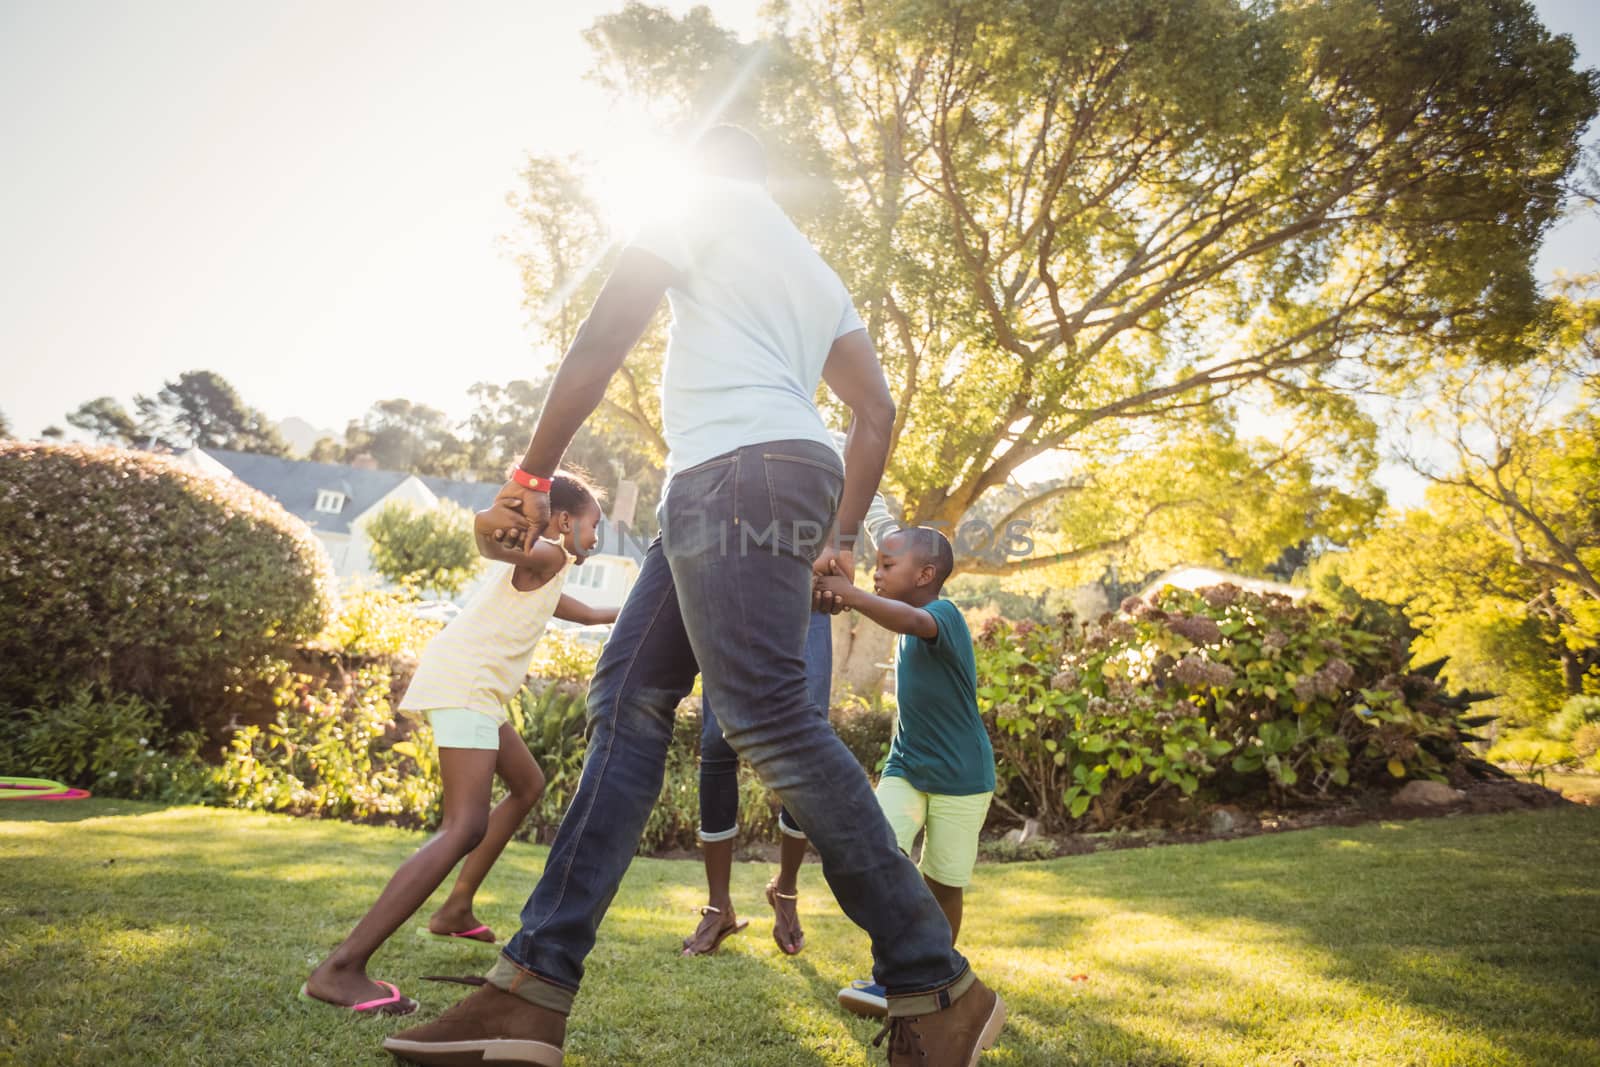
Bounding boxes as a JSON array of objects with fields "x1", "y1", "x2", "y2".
[
  {"x1": 497, "y1": 439, "x2": 966, "y2": 1004},
  {"x1": 699, "y1": 609, "x2": 833, "y2": 841}
]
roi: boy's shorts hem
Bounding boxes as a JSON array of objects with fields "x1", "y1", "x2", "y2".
[
  {"x1": 874, "y1": 774, "x2": 991, "y2": 888},
  {"x1": 425, "y1": 707, "x2": 503, "y2": 750}
]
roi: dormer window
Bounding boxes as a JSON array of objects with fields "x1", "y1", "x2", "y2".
[{"x1": 315, "y1": 489, "x2": 346, "y2": 514}]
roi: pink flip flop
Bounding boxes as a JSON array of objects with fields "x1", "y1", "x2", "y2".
[
  {"x1": 298, "y1": 980, "x2": 419, "y2": 1016},
  {"x1": 420, "y1": 924, "x2": 497, "y2": 944}
]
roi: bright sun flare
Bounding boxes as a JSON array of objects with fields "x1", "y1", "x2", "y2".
[{"x1": 589, "y1": 141, "x2": 695, "y2": 235}]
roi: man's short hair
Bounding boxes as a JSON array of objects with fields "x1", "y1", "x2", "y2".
[
  {"x1": 692, "y1": 124, "x2": 767, "y2": 183},
  {"x1": 900, "y1": 525, "x2": 955, "y2": 589}
]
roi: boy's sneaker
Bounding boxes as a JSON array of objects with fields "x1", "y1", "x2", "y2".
[{"x1": 838, "y1": 978, "x2": 889, "y2": 1018}]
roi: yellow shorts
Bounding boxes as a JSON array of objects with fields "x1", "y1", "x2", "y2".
[
  {"x1": 425, "y1": 708, "x2": 504, "y2": 750},
  {"x1": 874, "y1": 774, "x2": 992, "y2": 888}
]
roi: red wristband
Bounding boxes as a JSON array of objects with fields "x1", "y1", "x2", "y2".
[{"x1": 511, "y1": 468, "x2": 552, "y2": 493}]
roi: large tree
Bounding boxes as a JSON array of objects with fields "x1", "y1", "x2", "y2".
[
  {"x1": 136, "y1": 370, "x2": 289, "y2": 454},
  {"x1": 338, "y1": 398, "x2": 471, "y2": 477},
  {"x1": 1332, "y1": 286, "x2": 1600, "y2": 721},
  {"x1": 512, "y1": 0, "x2": 1594, "y2": 579},
  {"x1": 66, "y1": 396, "x2": 141, "y2": 446},
  {"x1": 64, "y1": 371, "x2": 287, "y2": 454}
]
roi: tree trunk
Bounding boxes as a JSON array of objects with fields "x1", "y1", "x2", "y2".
[{"x1": 831, "y1": 613, "x2": 897, "y2": 701}]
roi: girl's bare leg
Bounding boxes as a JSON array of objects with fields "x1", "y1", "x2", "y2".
[
  {"x1": 429, "y1": 723, "x2": 545, "y2": 937},
  {"x1": 304, "y1": 745, "x2": 498, "y2": 1006}
]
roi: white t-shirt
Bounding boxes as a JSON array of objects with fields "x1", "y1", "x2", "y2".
[{"x1": 627, "y1": 176, "x2": 866, "y2": 477}]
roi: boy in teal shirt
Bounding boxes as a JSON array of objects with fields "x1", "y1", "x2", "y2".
[{"x1": 815, "y1": 526, "x2": 995, "y2": 1018}]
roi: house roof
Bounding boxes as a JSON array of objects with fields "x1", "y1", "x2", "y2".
[
  {"x1": 194, "y1": 449, "x2": 645, "y2": 563},
  {"x1": 199, "y1": 449, "x2": 411, "y2": 535}
]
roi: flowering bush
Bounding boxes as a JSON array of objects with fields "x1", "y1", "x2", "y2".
[
  {"x1": 0, "y1": 443, "x2": 335, "y2": 731},
  {"x1": 977, "y1": 585, "x2": 1487, "y2": 830}
]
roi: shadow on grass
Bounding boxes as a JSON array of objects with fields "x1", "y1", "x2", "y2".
[
  {"x1": 991, "y1": 810, "x2": 1600, "y2": 1065},
  {"x1": 0, "y1": 797, "x2": 164, "y2": 822}
]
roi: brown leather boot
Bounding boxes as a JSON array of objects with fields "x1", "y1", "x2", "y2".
[
  {"x1": 382, "y1": 983, "x2": 566, "y2": 1066},
  {"x1": 873, "y1": 978, "x2": 1006, "y2": 1067}
]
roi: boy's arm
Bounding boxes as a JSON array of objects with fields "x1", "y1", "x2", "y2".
[
  {"x1": 554, "y1": 595, "x2": 619, "y2": 626},
  {"x1": 815, "y1": 572, "x2": 938, "y2": 641}
]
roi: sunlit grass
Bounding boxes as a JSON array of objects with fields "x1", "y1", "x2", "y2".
[{"x1": 2, "y1": 801, "x2": 1597, "y2": 1065}]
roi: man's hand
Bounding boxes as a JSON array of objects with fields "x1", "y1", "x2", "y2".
[
  {"x1": 813, "y1": 569, "x2": 857, "y2": 614},
  {"x1": 474, "y1": 480, "x2": 551, "y2": 564},
  {"x1": 812, "y1": 547, "x2": 855, "y2": 614}
]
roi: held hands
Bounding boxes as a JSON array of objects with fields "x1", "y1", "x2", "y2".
[
  {"x1": 474, "y1": 479, "x2": 552, "y2": 564},
  {"x1": 812, "y1": 551, "x2": 857, "y2": 615}
]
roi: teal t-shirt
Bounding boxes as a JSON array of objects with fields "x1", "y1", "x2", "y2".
[{"x1": 882, "y1": 599, "x2": 996, "y2": 796}]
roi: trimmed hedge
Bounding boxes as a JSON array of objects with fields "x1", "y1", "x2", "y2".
[{"x1": 0, "y1": 443, "x2": 335, "y2": 731}]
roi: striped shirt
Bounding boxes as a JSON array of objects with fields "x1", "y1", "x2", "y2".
[{"x1": 398, "y1": 557, "x2": 569, "y2": 722}]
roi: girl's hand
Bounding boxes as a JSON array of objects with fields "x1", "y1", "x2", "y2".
[{"x1": 474, "y1": 481, "x2": 551, "y2": 564}]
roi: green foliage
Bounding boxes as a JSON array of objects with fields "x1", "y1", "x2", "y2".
[
  {"x1": 364, "y1": 500, "x2": 482, "y2": 598},
  {"x1": 0, "y1": 443, "x2": 335, "y2": 731},
  {"x1": 66, "y1": 370, "x2": 288, "y2": 454},
  {"x1": 315, "y1": 585, "x2": 440, "y2": 659},
  {"x1": 506, "y1": 683, "x2": 589, "y2": 838},
  {"x1": 535, "y1": 0, "x2": 1597, "y2": 584},
  {"x1": 65, "y1": 396, "x2": 141, "y2": 445},
  {"x1": 1491, "y1": 694, "x2": 1600, "y2": 777},
  {"x1": 336, "y1": 398, "x2": 472, "y2": 477},
  {"x1": 977, "y1": 585, "x2": 1481, "y2": 830},
  {"x1": 528, "y1": 628, "x2": 604, "y2": 687},
  {"x1": 218, "y1": 668, "x2": 441, "y2": 826},
  {"x1": 0, "y1": 685, "x2": 218, "y2": 802},
  {"x1": 1333, "y1": 301, "x2": 1600, "y2": 728},
  {"x1": 829, "y1": 693, "x2": 895, "y2": 776},
  {"x1": 1547, "y1": 694, "x2": 1600, "y2": 743}
]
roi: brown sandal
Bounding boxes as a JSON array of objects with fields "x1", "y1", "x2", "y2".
[
  {"x1": 766, "y1": 880, "x2": 804, "y2": 955},
  {"x1": 680, "y1": 905, "x2": 749, "y2": 957}
]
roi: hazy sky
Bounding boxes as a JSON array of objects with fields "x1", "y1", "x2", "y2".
[{"x1": 1, "y1": 0, "x2": 1595, "y2": 500}]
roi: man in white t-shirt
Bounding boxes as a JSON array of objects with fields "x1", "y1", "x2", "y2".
[{"x1": 384, "y1": 126, "x2": 1005, "y2": 1067}]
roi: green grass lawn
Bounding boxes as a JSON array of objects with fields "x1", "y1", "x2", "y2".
[{"x1": 2, "y1": 802, "x2": 1597, "y2": 1067}]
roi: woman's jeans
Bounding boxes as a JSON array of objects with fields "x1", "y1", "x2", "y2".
[
  {"x1": 495, "y1": 439, "x2": 966, "y2": 1004},
  {"x1": 698, "y1": 609, "x2": 833, "y2": 841}
]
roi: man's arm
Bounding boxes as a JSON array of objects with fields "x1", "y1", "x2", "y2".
[
  {"x1": 820, "y1": 327, "x2": 895, "y2": 563},
  {"x1": 476, "y1": 248, "x2": 677, "y2": 563},
  {"x1": 554, "y1": 595, "x2": 620, "y2": 626},
  {"x1": 815, "y1": 572, "x2": 938, "y2": 640}
]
